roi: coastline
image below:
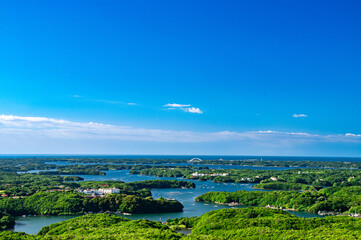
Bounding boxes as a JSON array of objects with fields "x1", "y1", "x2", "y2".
[{"x1": 196, "y1": 200, "x2": 361, "y2": 218}]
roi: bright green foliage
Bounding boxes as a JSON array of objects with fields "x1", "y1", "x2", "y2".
[
  {"x1": 256, "y1": 182, "x2": 316, "y2": 191},
  {"x1": 3, "y1": 209, "x2": 361, "y2": 239},
  {"x1": 183, "y1": 208, "x2": 361, "y2": 239},
  {"x1": 0, "y1": 231, "x2": 35, "y2": 239},
  {"x1": 196, "y1": 186, "x2": 361, "y2": 214},
  {"x1": 37, "y1": 213, "x2": 183, "y2": 239},
  {"x1": 0, "y1": 173, "x2": 81, "y2": 196},
  {"x1": 0, "y1": 191, "x2": 183, "y2": 216},
  {"x1": 166, "y1": 216, "x2": 199, "y2": 230}
]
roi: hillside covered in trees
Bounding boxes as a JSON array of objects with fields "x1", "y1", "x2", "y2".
[
  {"x1": 196, "y1": 186, "x2": 361, "y2": 215},
  {"x1": 3, "y1": 208, "x2": 361, "y2": 239}
]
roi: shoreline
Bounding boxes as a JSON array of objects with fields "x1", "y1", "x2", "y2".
[{"x1": 197, "y1": 201, "x2": 361, "y2": 218}]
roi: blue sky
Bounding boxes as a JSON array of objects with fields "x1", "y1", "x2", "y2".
[{"x1": 0, "y1": 1, "x2": 360, "y2": 156}]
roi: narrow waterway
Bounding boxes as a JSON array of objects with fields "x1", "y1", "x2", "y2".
[{"x1": 14, "y1": 168, "x2": 322, "y2": 234}]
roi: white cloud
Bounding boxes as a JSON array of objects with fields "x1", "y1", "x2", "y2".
[
  {"x1": 346, "y1": 133, "x2": 361, "y2": 137},
  {"x1": 164, "y1": 103, "x2": 191, "y2": 108},
  {"x1": 0, "y1": 114, "x2": 360, "y2": 146},
  {"x1": 164, "y1": 103, "x2": 203, "y2": 114},
  {"x1": 183, "y1": 107, "x2": 203, "y2": 114},
  {"x1": 127, "y1": 103, "x2": 137, "y2": 106},
  {"x1": 293, "y1": 114, "x2": 308, "y2": 118}
]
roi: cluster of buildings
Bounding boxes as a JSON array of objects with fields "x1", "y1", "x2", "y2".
[
  {"x1": 77, "y1": 187, "x2": 120, "y2": 196},
  {"x1": 191, "y1": 172, "x2": 229, "y2": 177},
  {"x1": 239, "y1": 177, "x2": 252, "y2": 182}
]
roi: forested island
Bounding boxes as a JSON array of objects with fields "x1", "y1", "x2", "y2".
[
  {"x1": 1, "y1": 157, "x2": 361, "y2": 173},
  {"x1": 130, "y1": 166, "x2": 361, "y2": 190},
  {"x1": 3, "y1": 208, "x2": 361, "y2": 239},
  {"x1": 196, "y1": 186, "x2": 361, "y2": 215},
  {"x1": 169, "y1": 207, "x2": 361, "y2": 239},
  {"x1": 0, "y1": 191, "x2": 184, "y2": 216},
  {"x1": 38, "y1": 156, "x2": 361, "y2": 168},
  {"x1": 0, "y1": 178, "x2": 193, "y2": 215},
  {"x1": 0, "y1": 171, "x2": 192, "y2": 228}
]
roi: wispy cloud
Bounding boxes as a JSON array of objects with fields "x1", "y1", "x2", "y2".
[
  {"x1": 164, "y1": 103, "x2": 191, "y2": 108},
  {"x1": 0, "y1": 114, "x2": 360, "y2": 145},
  {"x1": 164, "y1": 103, "x2": 203, "y2": 114},
  {"x1": 72, "y1": 95, "x2": 136, "y2": 106},
  {"x1": 293, "y1": 114, "x2": 308, "y2": 118}
]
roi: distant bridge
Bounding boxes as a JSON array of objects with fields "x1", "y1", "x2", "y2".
[{"x1": 188, "y1": 158, "x2": 203, "y2": 163}]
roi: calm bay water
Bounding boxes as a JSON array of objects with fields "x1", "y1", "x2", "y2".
[
  {"x1": 12, "y1": 155, "x2": 348, "y2": 234},
  {"x1": 14, "y1": 167, "x2": 322, "y2": 235}
]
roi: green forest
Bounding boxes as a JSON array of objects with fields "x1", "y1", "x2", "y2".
[
  {"x1": 3, "y1": 208, "x2": 361, "y2": 239},
  {"x1": 2, "y1": 157, "x2": 361, "y2": 239},
  {"x1": 132, "y1": 166, "x2": 361, "y2": 190},
  {"x1": 0, "y1": 191, "x2": 183, "y2": 216},
  {"x1": 196, "y1": 186, "x2": 361, "y2": 214},
  {"x1": 0, "y1": 178, "x2": 191, "y2": 217}
]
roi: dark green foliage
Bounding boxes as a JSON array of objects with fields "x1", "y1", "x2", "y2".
[
  {"x1": 125, "y1": 180, "x2": 195, "y2": 189},
  {"x1": 120, "y1": 195, "x2": 183, "y2": 214},
  {"x1": 17, "y1": 157, "x2": 359, "y2": 169},
  {"x1": 40, "y1": 164, "x2": 134, "y2": 175},
  {"x1": 134, "y1": 167, "x2": 361, "y2": 191},
  {"x1": 0, "y1": 212, "x2": 15, "y2": 230},
  {"x1": 79, "y1": 179, "x2": 195, "y2": 190},
  {"x1": 1, "y1": 157, "x2": 360, "y2": 173},
  {"x1": 132, "y1": 166, "x2": 195, "y2": 178},
  {"x1": 198, "y1": 159, "x2": 361, "y2": 169}
]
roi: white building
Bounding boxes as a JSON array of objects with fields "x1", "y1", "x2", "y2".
[
  {"x1": 79, "y1": 187, "x2": 120, "y2": 195},
  {"x1": 97, "y1": 188, "x2": 121, "y2": 194},
  {"x1": 191, "y1": 172, "x2": 229, "y2": 177}
]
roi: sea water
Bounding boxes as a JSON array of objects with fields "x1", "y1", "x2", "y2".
[{"x1": 14, "y1": 168, "x2": 322, "y2": 235}]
